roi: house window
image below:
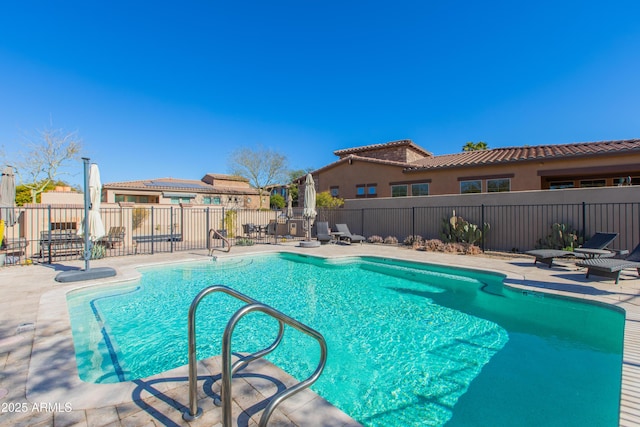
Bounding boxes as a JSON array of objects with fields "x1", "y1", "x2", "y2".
[
  {"x1": 460, "y1": 180, "x2": 482, "y2": 194},
  {"x1": 114, "y1": 194, "x2": 159, "y2": 204},
  {"x1": 330, "y1": 186, "x2": 339, "y2": 197},
  {"x1": 170, "y1": 197, "x2": 191, "y2": 204},
  {"x1": 356, "y1": 184, "x2": 377, "y2": 198},
  {"x1": 391, "y1": 185, "x2": 408, "y2": 197},
  {"x1": 487, "y1": 178, "x2": 510, "y2": 192},
  {"x1": 549, "y1": 181, "x2": 574, "y2": 189},
  {"x1": 411, "y1": 183, "x2": 429, "y2": 196},
  {"x1": 580, "y1": 179, "x2": 606, "y2": 188},
  {"x1": 213, "y1": 196, "x2": 221, "y2": 205}
]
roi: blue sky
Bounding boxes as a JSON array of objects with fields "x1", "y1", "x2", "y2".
[{"x1": 1, "y1": 1, "x2": 639, "y2": 187}]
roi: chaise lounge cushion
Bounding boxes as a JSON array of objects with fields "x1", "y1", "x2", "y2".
[
  {"x1": 576, "y1": 243, "x2": 640, "y2": 284},
  {"x1": 525, "y1": 232, "x2": 619, "y2": 267},
  {"x1": 335, "y1": 223, "x2": 365, "y2": 244}
]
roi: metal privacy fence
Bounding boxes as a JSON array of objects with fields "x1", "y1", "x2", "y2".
[
  {"x1": 1, "y1": 201, "x2": 638, "y2": 266},
  {"x1": 318, "y1": 202, "x2": 640, "y2": 253}
]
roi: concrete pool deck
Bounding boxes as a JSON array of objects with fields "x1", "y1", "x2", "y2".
[{"x1": 1, "y1": 242, "x2": 639, "y2": 426}]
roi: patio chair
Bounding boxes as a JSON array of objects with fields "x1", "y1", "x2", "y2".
[
  {"x1": 335, "y1": 223, "x2": 365, "y2": 244},
  {"x1": 576, "y1": 242, "x2": 640, "y2": 284},
  {"x1": 314, "y1": 221, "x2": 332, "y2": 244},
  {"x1": 98, "y1": 226, "x2": 126, "y2": 249},
  {"x1": 242, "y1": 223, "x2": 258, "y2": 238},
  {"x1": 525, "y1": 232, "x2": 619, "y2": 267}
]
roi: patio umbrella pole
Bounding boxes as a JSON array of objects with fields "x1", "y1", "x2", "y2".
[
  {"x1": 55, "y1": 158, "x2": 116, "y2": 283},
  {"x1": 82, "y1": 157, "x2": 91, "y2": 272}
]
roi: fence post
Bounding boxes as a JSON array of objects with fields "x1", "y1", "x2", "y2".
[
  {"x1": 150, "y1": 206, "x2": 155, "y2": 255},
  {"x1": 170, "y1": 206, "x2": 174, "y2": 253},
  {"x1": 361, "y1": 208, "x2": 365, "y2": 236},
  {"x1": 411, "y1": 207, "x2": 415, "y2": 239},
  {"x1": 47, "y1": 205, "x2": 52, "y2": 264},
  {"x1": 582, "y1": 201, "x2": 586, "y2": 239},
  {"x1": 481, "y1": 204, "x2": 485, "y2": 253}
]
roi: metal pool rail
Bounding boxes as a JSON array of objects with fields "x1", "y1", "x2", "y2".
[{"x1": 182, "y1": 285, "x2": 328, "y2": 427}]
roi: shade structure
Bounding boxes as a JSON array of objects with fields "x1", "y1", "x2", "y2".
[
  {"x1": 56, "y1": 159, "x2": 115, "y2": 283},
  {"x1": 303, "y1": 173, "x2": 317, "y2": 219},
  {"x1": 286, "y1": 191, "x2": 293, "y2": 218},
  {"x1": 0, "y1": 166, "x2": 16, "y2": 227},
  {"x1": 302, "y1": 173, "x2": 317, "y2": 242},
  {"x1": 78, "y1": 163, "x2": 106, "y2": 241}
]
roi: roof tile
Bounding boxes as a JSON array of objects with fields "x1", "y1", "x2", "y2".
[{"x1": 406, "y1": 139, "x2": 640, "y2": 171}]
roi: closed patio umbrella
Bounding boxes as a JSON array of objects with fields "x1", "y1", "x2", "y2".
[
  {"x1": 86, "y1": 163, "x2": 106, "y2": 241},
  {"x1": 286, "y1": 190, "x2": 293, "y2": 219},
  {"x1": 56, "y1": 158, "x2": 115, "y2": 282},
  {"x1": 303, "y1": 173, "x2": 317, "y2": 240}
]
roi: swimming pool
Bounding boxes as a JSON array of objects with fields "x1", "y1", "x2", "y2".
[{"x1": 67, "y1": 253, "x2": 624, "y2": 426}]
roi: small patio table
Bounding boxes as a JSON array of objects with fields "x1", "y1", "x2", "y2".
[
  {"x1": 573, "y1": 248, "x2": 614, "y2": 258},
  {"x1": 330, "y1": 231, "x2": 344, "y2": 244}
]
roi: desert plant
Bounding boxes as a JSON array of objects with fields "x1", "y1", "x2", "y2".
[
  {"x1": 132, "y1": 208, "x2": 149, "y2": 230},
  {"x1": 223, "y1": 210, "x2": 237, "y2": 238},
  {"x1": 367, "y1": 235, "x2": 384, "y2": 244},
  {"x1": 384, "y1": 236, "x2": 398, "y2": 245},
  {"x1": 235, "y1": 237, "x2": 254, "y2": 246},
  {"x1": 91, "y1": 243, "x2": 106, "y2": 259},
  {"x1": 535, "y1": 223, "x2": 582, "y2": 250},
  {"x1": 424, "y1": 239, "x2": 445, "y2": 252},
  {"x1": 441, "y1": 210, "x2": 489, "y2": 245},
  {"x1": 403, "y1": 235, "x2": 424, "y2": 246}
]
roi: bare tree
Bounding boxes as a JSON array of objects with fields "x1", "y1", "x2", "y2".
[
  {"x1": 228, "y1": 146, "x2": 288, "y2": 208},
  {"x1": 14, "y1": 125, "x2": 83, "y2": 203}
]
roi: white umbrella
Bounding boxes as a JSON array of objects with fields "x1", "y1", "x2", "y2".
[
  {"x1": 286, "y1": 190, "x2": 293, "y2": 218},
  {"x1": 78, "y1": 163, "x2": 106, "y2": 241},
  {"x1": 0, "y1": 166, "x2": 16, "y2": 227},
  {"x1": 55, "y1": 158, "x2": 116, "y2": 282},
  {"x1": 303, "y1": 173, "x2": 317, "y2": 240}
]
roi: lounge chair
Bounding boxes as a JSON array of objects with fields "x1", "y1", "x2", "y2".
[
  {"x1": 525, "y1": 232, "x2": 619, "y2": 267},
  {"x1": 314, "y1": 221, "x2": 332, "y2": 244},
  {"x1": 335, "y1": 223, "x2": 365, "y2": 244},
  {"x1": 576, "y1": 243, "x2": 640, "y2": 284}
]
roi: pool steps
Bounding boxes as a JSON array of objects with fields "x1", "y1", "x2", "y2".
[{"x1": 183, "y1": 285, "x2": 327, "y2": 427}]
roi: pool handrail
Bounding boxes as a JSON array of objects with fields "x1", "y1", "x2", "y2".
[
  {"x1": 208, "y1": 228, "x2": 231, "y2": 253},
  {"x1": 182, "y1": 285, "x2": 328, "y2": 427}
]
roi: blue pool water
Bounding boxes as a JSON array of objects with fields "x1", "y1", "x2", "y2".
[{"x1": 67, "y1": 253, "x2": 624, "y2": 426}]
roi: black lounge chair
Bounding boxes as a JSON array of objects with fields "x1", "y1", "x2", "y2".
[
  {"x1": 576, "y1": 243, "x2": 640, "y2": 284},
  {"x1": 314, "y1": 221, "x2": 332, "y2": 244},
  {"x1": 335, "y1": 223, "x2": 365, "y2": 244},
  {"x1": 525, "y1": 232, "x2": 619, "y2": 267}
]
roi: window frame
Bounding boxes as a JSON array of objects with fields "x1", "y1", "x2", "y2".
[
  {"x1": 487, "y1": 178, "x2": 511, "y2": 193},
  {"x1": 391, "y1": 184, "x2": 408, "y2": 197},
  {"x1": 410, "y1": 182, "x2": 430, "y2": 196},
  {"x1": 460, "y1": 180, "x2": 482, "y2": 194}
]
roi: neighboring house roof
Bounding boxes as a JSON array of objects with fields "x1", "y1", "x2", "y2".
[
  {"x1": 405, "y1": 139, "x2": 640, "y2": 171},
  {"x1": 334, "y1": 139, "x2": 433, "y2": 158},
  {"x1": 308, "y1": 154, "x2": 412, "y2": 178},
  {"x1": 104, "y1": 177, "x2": 260, "y2": 195}
]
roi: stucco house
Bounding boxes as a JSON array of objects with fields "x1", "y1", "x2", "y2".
[
  {"x1": 102, "y1": 173, "x2": 268, "y2": 209},
  {"x1": 303, "y1": 139, "x2": 640, "y2": 200}
]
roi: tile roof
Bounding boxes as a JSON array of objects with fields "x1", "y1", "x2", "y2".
[
  {"x1": 104, "y1": 177, "x2": 260, "y2": 195},
  {"x1": 308, "y1": 154, "x2": 412, "y2": 178},
  {"x1": 406, "y1": 139, "x2": 640, "y2": 171},
  {"x1": 334, "y1": 139, "x2": 433, "y2": 157}
]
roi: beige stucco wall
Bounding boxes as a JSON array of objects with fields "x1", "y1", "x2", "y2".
[
  {"x1": 316, "y1": 151, "x2": 640, "y2": 197},
  {"x1": 345, "y1": 185, "x2": 640, "y2": 209}
]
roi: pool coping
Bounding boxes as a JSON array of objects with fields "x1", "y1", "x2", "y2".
[{"x1": 2, "y1": 243, "x2": 639, "y2": 426}]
